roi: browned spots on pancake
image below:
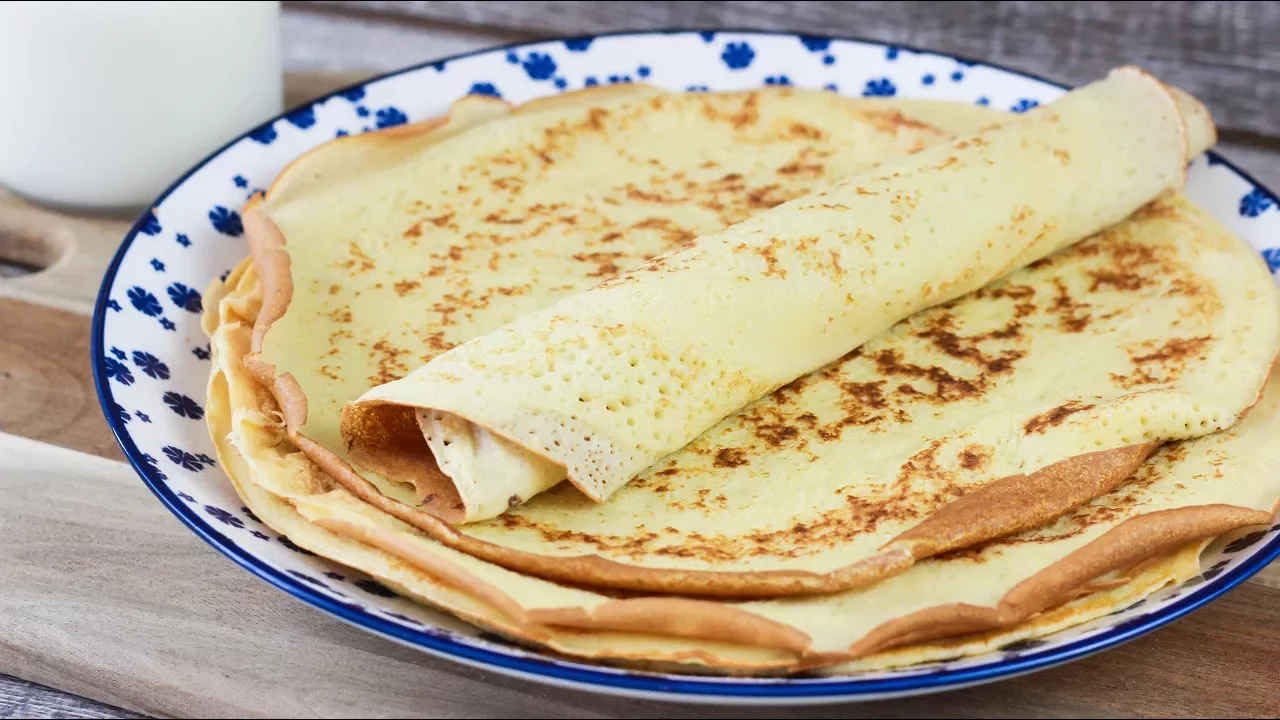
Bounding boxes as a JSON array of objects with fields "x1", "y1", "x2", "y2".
[
  {"x1": 778, "y1": 161, "x2": 825, "y2": 177},
  {"x1": 959, "y1": 444, "x2": 992, "y2": 470},
  {"x1": 631, "y1": 216, "x2": 698, "y2": 247},
  {"x1": 1111, "y1": 336, "x2": 1214, "y2": 389},
  {"x1": 573, "y1": 251, "x2": 626, "y2": 278},
  {"x1": 1053, "y1": 149, "x2": 1071, "y2": 165},
  {"x1": 740, "y1": 405, "x2": 803, "y2": 449},
  {"x1": 747, "y1": 184, "x2": 787, "y2": 210},
  {"x1": 484, "y1": 211, "x2": 526, "y2": 225},
  {"x1": 1024, "y1": 400, "x2": 1096, "y2": 435},
  {"x1": 393, "y1": 280, "x2": 420, "y2": 297},
  {"x1": 784, "y1": 121, "x2": 824, "y2": 140},
  {"x1": 735, "y1": 237, "x2": 786, "y2": 279},
  {"x1": 319, "y1": 365, "x2": 341, "y2": 381},
  {"x1": 655, "y1": 468, "x2": 679, "y2": 477},
  {"x1": 368, "y1": 338, "x2": 413, "y2": 385},
  {"x1": 328, "y1": 284, "x2": 341, "y2": 296},
  {"x1": 713, "y1": 448, "x2": 748, "y2": 469},
  {"x1": 335, "y1": 241, "x2": 376, "y2": 274},
  {"x1": 864, "y1": 109, "x2": 939, "y2": 135},
  {"x1": 701, "y1": 92, "x2": 761, "y2": 130},
  {"x1": 870, "y1": 348, "x2": 985, "y2": 403},
  {"x1": 326, "y1": 305, "x2": 353, "y2": 324},
  {"x1": 1047, "y1": 278, "x2": 1091, "y2": 332},
  {"x1": 403, "y1": 222, "x2": 423, "y2": 238}
]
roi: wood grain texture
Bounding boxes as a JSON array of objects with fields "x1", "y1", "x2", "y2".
[
  {"x1": 0, "y1": 298, "x2": 122, "y2": 461},
  {"x1": 297, "y1": 0, "x2": 1280, "y2": 138},
  {"x1": 1, "y1": 433, "x2": 1278, "y2": 719},
  {"x1": 0, "y1": 675, "x2": 142, "y2": 720}
]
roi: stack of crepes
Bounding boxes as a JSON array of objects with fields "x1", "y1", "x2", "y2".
[{"x1": 204, "y1": 66, "x2": 1280, "y2": 674}]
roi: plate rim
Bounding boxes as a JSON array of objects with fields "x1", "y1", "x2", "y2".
[{"x1": 90, "y1": 27, "x2": 1280, "y2": 703}]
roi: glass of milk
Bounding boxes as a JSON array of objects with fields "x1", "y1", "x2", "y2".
[{"x1": 0, "y1": 1, "x2": 282, "y2": 214}]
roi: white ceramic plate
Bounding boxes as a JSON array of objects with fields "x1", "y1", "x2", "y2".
[{"x1": 93, "y1": 31, "x2": 1280, "y2": 704}]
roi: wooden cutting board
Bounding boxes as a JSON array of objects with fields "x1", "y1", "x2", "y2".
[{"x1": 2, "y1": 72, "x2": 1279, "y2": 719}]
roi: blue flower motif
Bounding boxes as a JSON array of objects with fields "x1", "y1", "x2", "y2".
[
  {"x1": 823, "y1": 54, "x2": 835, "y2": 66},
  {"x1": 685, "y1": 85, "x2": 709, "y2": 92},
  {"x1": 698, "y1": 31, "x2": 716, "y2": 43},
  {"x1": 607, "y1": 74, "x2": 632, "y2": 84},
  {"x1": 242, "y1": 506, "x2": 260, "y2": 523},
  {"x1": 721, "y1": 42, "x2": 755, "y2": 70},
  {"x1": 1202, "y1": 559, "x2": 1230, "y2": 582},
  {"x1": 285, "y1": 107, "x2": 316, "y2": 129},
  {"x1": 823, "y1": 83, "x2": 839, "y2": 92},
  {"x1": 1240, "y1": 188, "x2": 1275, "y2": 218},
  {"x1": 1224, "y1": 530, "x2": 1268, "y2": 553},
  {"x1": 251, "y1": 530, "x2": 269, "y2": 540},
  {"x1": 247, "y1": 123, "x2": 277, "y2": 145},
  {"x1": 1260, "y1": 248, "x2": 1280, "y2": 272},
  {"x1": 976, "y1": 96, "x2": 991, "y2": 106},
  {"x1": 175, "y1": 233, "x2": 191, "y2": 248},
  {"x1": 289, "y1": 570, "x2": 328, "y2": 589},
  {"x1": 335, "y1": 129, "x2": 349, "y2": 138},
  {"x1": 338, "y1": 86, "x2": 365, "y2": 102},
  {"x1": 584, "y1": 76, "x2": 599, "y2": 87},
  {"x1": 138, "y1": 211, "x2": 162, "y2": 236},
  {"x1": 198, "y1": 453, "x2": 216, "y2": 467},
  {"x1": 800, "y1": 36, "x2": 831, "y2": 52},
  {"x1": 764, "y1": 75, "x2": 792, "y2": 86},
  {"x1": 277, "y1": 535, "x2": 317, "y2": 556},
  {"x1": 429, "y1": 60, "x2": 447, "y2": 72},
  {"x1": 553, "y1": 77, "x2": 567, "y2": 90},
  {"x1": 998, "y1": 638, "x2": 1048, "y2": 653},
  {"x1": 163, "y1": 391, "x2": 204, "y2": 420},
  {"x1": 957, "y1": 59, "x2": 978, "y2": 67},
  {"x1": 110, "y1": 347, "x2": 126, "y2": 360},
  {"x1": 136, "y1": 411, "x2": 151, "y2": 423},
  {"x1": 1011, "y1": 98, "x2": 1040, "y2": 113},
  {"x1": 505, "y1": 50, "x2": 519, "y2": 64},
  {"x1": 1206, "y1": 153, "x2": 1225, "y2": 167},
  {"x1": 563, "y1": 38, "x2": 592, "y2": 52},
  {"x1": 164, "y1": 445, "x2": 205, "y2": 471},
  {"x1": 863, "y1": 78, "x2": 897, "y2": 97},
  {"x1": 951, "y1": 70, "x2": 964, "y2": 82},
  {"x1": 127, "y1": 286, "x2": 163, "y2": 316},
  {"x1": 131, "y1": 350, "x2": 170, "y2": 380},
  {"x1": 325, "y1": 571, "x2": 346, "y2": 581},
  {"x1": 468, "y1": 82, "x2": 501, "y2": 98},
  {"x1": 205, "y1": 505, "x2": 244, "y2": 529},
  {"x1": 637, "y1": 65, "x2": 651, "y2": 78},
  {"x1": 374, "y1": 107, "x2": 407, "y2": 129},
  {"x1": 886, "y1": 46, "x2": 901, "y2": 60},
  {"x1": 356, "y1": 106, "x2": 369, "y2": 118},
  {"x1": 521, "y1": 52, "x2": 557, "y2": 81},
  {"x1": 107, "y1": 299, "x2": 121, "y2": 312},
  {"x1": 112, "y1": 403, "x2": 131, "y2": 424},
  {"x1": 208, "y1": 206, "x2": 243, "y2": 237},
  {"x1": 150, "y1": 258, "x2": 165, "y2": 272},
  {"x1": 176, "y1": 491, "x2": 193, "y2": 502},
  {"x1": 233, "y1": 175, "x2": 248, "y2": 188},
  {"x1": 922, "y1": 73, "x2": 935, "y2": 86},
  {"x1": 192, "y1": 345, "x2": 211, "y2": 361},
  {"x1": 159, "y1": 317, "x2": 176, "y2": 331},
  {"x1": 166, "y1": 282, "x2": 202, "y2": 313},
  {"x1": 355, "y1": 579, "x2": 398, "y2": 598}
]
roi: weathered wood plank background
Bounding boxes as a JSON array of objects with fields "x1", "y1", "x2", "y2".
[
  {"x1": 4, "y1": 2, "x2": 1280, "y2": 718},
  {"x1": 297, "y1": 0, "x2": 1280, "y2": 139}
]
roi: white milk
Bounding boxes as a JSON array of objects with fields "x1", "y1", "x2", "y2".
[{"x1": 0, "y1": 1, "x2": 282, "y2": 212}]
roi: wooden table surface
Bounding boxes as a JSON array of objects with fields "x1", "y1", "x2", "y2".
[{"x1": 4, "y1": 4, "x2": 1280, "y2": 717}]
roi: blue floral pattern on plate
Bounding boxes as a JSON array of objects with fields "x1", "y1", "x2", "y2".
[{"x1": 91, "y1": 30, "x2": 1280, "y2": 704}]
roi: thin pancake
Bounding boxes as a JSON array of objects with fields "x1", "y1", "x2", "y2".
[
  {"x1": 345, "y1": 67, "x2": 1201, "y2": 521},
  {"x1": 206, "y1": 259, "x2": 1278, "y2": 672},
  {"x1": 238, "y1": 79, "x2": 1272, "y2": 597}
]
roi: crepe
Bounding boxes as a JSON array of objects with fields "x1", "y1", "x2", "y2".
[
  {"x1": 238, "y1": 68, "x2": 1277, "y2": 598},
  {"x1": 341, "y1": 67, "x2": 1209, "y2": 523},
  {"x1": 205, "y1": 256, "x2": 1279, "y2": 673}
]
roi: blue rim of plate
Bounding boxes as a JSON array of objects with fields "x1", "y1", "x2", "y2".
[{"x1": 91, "y1": 29, "x2": 1280, "y2": 702}]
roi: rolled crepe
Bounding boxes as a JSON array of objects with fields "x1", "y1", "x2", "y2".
[{"x1": 345, "y1": 67, "x2": 1211, "y2": 523}]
